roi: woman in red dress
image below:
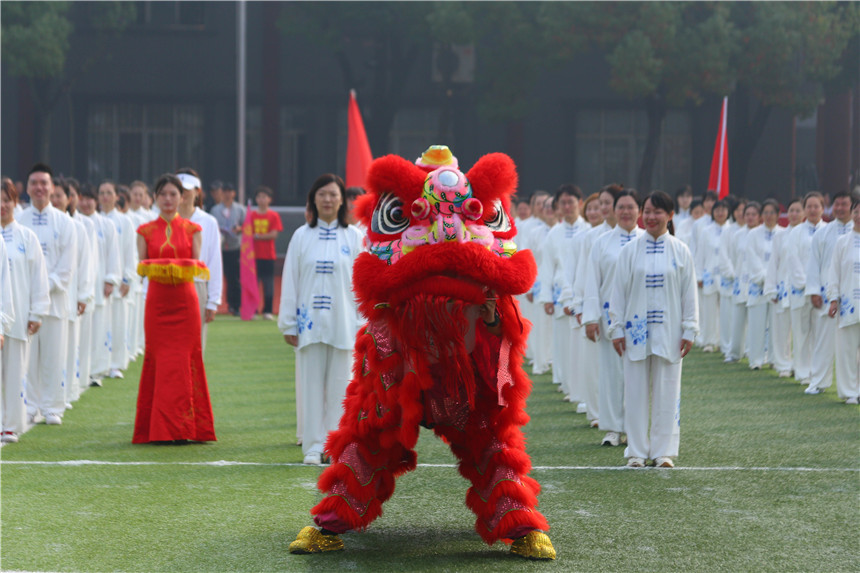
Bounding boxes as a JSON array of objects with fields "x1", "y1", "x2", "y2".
[{"x1": 132, "y1": 174, "x2": 216, "y2": 444}]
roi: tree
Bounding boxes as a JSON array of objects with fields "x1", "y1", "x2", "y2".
[
  {"x1": 1, "y1": 1, "x2": 137, "y2": 163},
  {"x1": 539, "y1": 2, "x2": 739, "y2": 193}
]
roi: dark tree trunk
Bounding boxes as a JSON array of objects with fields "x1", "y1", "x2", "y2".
[
  {"x1": 637, "y1": 96, "x2": 667, "y2": 193},
  {"x1": 731, "y1": 87, "x2": 772, "y2": 198}
]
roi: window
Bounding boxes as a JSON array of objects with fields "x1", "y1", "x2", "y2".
[
  {"x1": 575, "y1": 109, "x2": 692, "y2": 193},
  {"x1": 87, "y1": 104, "x2": 204, "y2": 184}
]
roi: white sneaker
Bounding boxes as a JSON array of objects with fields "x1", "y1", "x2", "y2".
[
  {"x1": 45, "y1": 413, "x2": 62, "y2": 425},
  {"x1": 778, "y1": 370, "x2": 792, "y2": 378},
  {"x1": 263, "y1": 313, "x2": 275, "y2": 321},
  {"x1": 589, "y1": 419, "x2": 599, "y2": 428},
  {"x1": 303, "y1": 453, "x2": 322, "y2": 465},
  {"x1": 845, "y1": 397, "x2": 859, "y2": 405},
  {"x1": 1, "y1": 432, "x2": 19, "y2": 443},
  {"x1": 576, "y1": 402, "x2": 587, "y2": 414},
  {"x1": 601, "y1": 432, "x2": 620, "y2": 447},
  {"x1": 626, "y1": 457, "x2": 645, "y2": 468},
  {"x1": 702, "y1": 345, "x2": 715, "y2": 353},
  {"x1": 804, "y1": 386, "x2": 824, "y2": 395},
  {"x1": 653, "y1": 457, "x2": 675, "y2": 468},
  {"x1": 108, "y1": 369, "x2": 124, "y2": 379}
]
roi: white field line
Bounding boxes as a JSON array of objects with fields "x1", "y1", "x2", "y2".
[{"x1": 1, "y1": 460, "x2": 857, "y2": 472}]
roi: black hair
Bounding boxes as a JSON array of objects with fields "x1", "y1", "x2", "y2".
[
  {"x1": 787, "y1": 197, "x2": 803, "y2": 209},
  {"x1": 255, "y1": 185, "x2": 274, "y2": 199},
  {"x1": 674, "y1": 185, "x2": 693, "y2": 199},
  {"x1": 1, "y1": 177, "x2": 18, "y2": 204},
  {"x1": 761, "y1": 199, "x2": 780, "y2": 215},
  {"x1": 599, "y1": 183, "x2": 624, "y2": 204},
  {"x1": 744, "y1": 201, "x2": 762, "y2": 215},
  {"x1": 153, "y1": 173, "x2": 185, "y2": 196},
  {"x1": 703, "y1": 190, "x2": 719, "y2": 203},
  {"x1": 28, "y1": 162, "x2": 53, "y2": 178},
  {"x1": 689, "y1": 199, "x2": 704, "y2": 212},
  {"x1": 78, "y1": 183, "x2": 98, "y2": 201},
  {"x1": 554, "y1": 183, "x2": 583, "y2": 204},
  {"x1": 345, "y1": 186, "x2": 366, "y2": 201},
  {"x1": 54, "y1": 178, "x2": 70, "y2": 197},
  {"x1": 223, "y1": 182, "x2": 236, "y2": 192},
  {"x1": 209, "y1": 180, "x2": 223, "y2": 192},
  {"x1": 802, "y1": 191, "x2": 824, "y2": 208},
  {"x1": 307, "y1": 174, "x2": 348, "y2": 228},
  {"x1": 712, "y1": 199, "x2": 731, "y2": 213},
  {"x1": 613, "y1": 188, "x2": 640, "y2": 208},
  {"x1": 831, "y1": 190, "x2": 852, "y2": 203}
]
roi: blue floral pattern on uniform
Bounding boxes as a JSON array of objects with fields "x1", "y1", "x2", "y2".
[
  {"x1": 732, "y1": 278, "x2": 741, "y2": 297},
  {"x1": 776, "y1": 280, "x2": 788, "y2": 302},
  {"x1": 531, "y1": 279, "x2": 541, "y2": 297},
  {"x1": 791, "y1": 284, "x2": 804, "y2": 296},
  {"x1": 341, "y1": 245, "x2": 351, "y2": 256},
  {"x1": 720, "y1": 276, "x2": 733, "y2": 290},
  {"x1": 551, "y1": 284, "x2": 562, "y2": 306},
  {"x1": 702, "y1": 269, "x2": 714, "y2": 288},
  {"x1": 625, "y1": 314, "x2": 648, "y2": 346},
  {"x1": 603, "y1": 301, "x2": 611, "y2": 325},
  {"x1": 748, "y1": 282, "x2": 763, "y2": 297},
  {"x1": 296, "y1": 304, "x2": 313, "y2": 334},
  {"x1": 839, "y1": 295, "x2": 855, "y2": 318}
]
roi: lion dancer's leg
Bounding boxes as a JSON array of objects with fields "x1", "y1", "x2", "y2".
[{"x1": 290, "y1": 321, "x2": 425, "y2": 553}]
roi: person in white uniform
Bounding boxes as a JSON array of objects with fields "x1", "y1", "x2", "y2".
[
  {"x1": 19, "y1": 164, "x2": 77, "y2": 425},
  {"x1": 518, "y1": 191, "x2": 549, "y2": 370},
  {"x1": 537, "y1": 185, "x2": 587, "y2": 401},
  {"x1": 0, "y1": 237, "x2": 12, "y2": 428},
  {"x1": 98, "y1": 181, "x2": 136, "y2": 379},
  {"x1": 743, "y1": 200, "x2": 781, "y2": 370},
  {"x1": 695, "y1": 200, "x2": 730, "y2": 353},
  {"x1": 571, "y1": 185, "x2": 619, "y2": 422},
  {"x1": 764, "y1": 198, "x2": 804, "y2": 377},
  {"x1": 526, "y1": 196, "x2": 555, "y2": 376},
  {"x1": 826, "y1": 195, "x2": 860, "y2": 404},
  {"x1": 719, "y1": 199, "x2": 750, "y2": 362},
  {"x1": 1, "y1": 179, "x2": 50, "y2": 443},
  {"x1": 513, "y1": 196, "x2": 537, "y2": 365},
  {"x1": 176, "y1": 169, "x2": 223, "y2": 354},
  {"x1": 127, "y1": 181, "x2": 156, "y2": 358},
  {"x1": 78, "y1": 185, "x2": 121, "y2": 385},
  {"x1": 784, "y1": 192, "x2": 827, "y2": 385},
  {"x1": 584, "y1": 189, "x2": 643, "y2": 446},
  {"x1": 50, "y1": 180, "x2": 94, "y2": 406},
  {"x1": 278, "y1": 174, "x2": 364, "y2": 466},
  {"x1": 609, "y1": 191, "x2": 698, "y2": 469},
  {"x1": 804, "y1": 191, "x2": 854, "y2": 395}
]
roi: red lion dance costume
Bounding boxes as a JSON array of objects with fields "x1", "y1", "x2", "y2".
[{"x1": 289, "y1": 146, "x2": 555, "y2": 560}]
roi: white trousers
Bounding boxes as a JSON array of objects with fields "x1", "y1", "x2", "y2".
[
  {"x1": 790, "y1": 304, "x2": 813, "y2": 381},
  {"x1": 2, "y1": 337, "x2": 29, "y2": 434},
  {"x1": 808, "y1": 308, "x2": 836, "y2": 391},
  {"x1": 136, "y1": 290, "x2": 146, "y2": 354},
  {"x1": 65, "y1": 317, "x2": 82, "y2": 404},
  {"x1": 195, "y1": 281, "x2": 209, "y2": 355},
  {"x1": 566, "y1": 323, "x2": 584, "y2": 403},
  {"x1": 728, "y1": 302, "x2": 747, "y2": 361},
  {"x1": 598, "y1": 336, "x2": 624, "y2": 433},
  {"x1": 623, "y1": 354, "x2": 682, "y2": 460},
  {"x1": 91, "y1": 303, "x2": 112, "y2": 378},
  {"x1": 110, "y1": 298, "x2": 129, "y2": 371},
  {"x1": 579, "y1": 326, "x2": 600, "y2": 422},
  {"x1": 770, "y1": 308, "x2": 793, "y2": 373},
  {"x1": 719, "y1": 293, "x2": 734, "y2": 356},
  {"x1": 695, "y1": 286, "x2": 705, "y2": 346},
  {"x1": 128, "y1": 290, "x2": 140, "y2": 357},
  {"x1": 746, "y1": 303, "x2": 770, "y2": 369},
  {"x1": 294, "y1": 348, "x2": 303, "y2": 442},
  {"x1": 551, "y1": 316, "x2": 570, "y2": 387},
  {"x1": 699, "y1": 292, "x2": 720, "y2": 347},
  {"x1": 78, "y1": 311, "x2": 94, "y2": 391},
  {"x1": 297, "y1": 343, "x2": 351, "y2": 457},
  {"x1": 518, "y1": 295, "x2": 534, "y2": 362},
  {"x1": 27, "y1": 316, "x2": 68, "y2": 417},
  {"x1": 530, "y1": 302, "x2": 552, "y2": 375},
  {"x1": 835, "y1": 323, "x2": 860, "y2": 400}
]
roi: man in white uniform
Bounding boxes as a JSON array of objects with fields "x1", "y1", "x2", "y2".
[
  {"x1": 177, "y1": 170, "x2": 223, "y2": 354},
  {"x1": 19, "y1": 164, "x2": 77, "y2": 425},
  {"x1": 804, "y1": 191, "x2": 854, "y2": 395},
  {"x1": 99, "y1": 181, "x2": 137, "y2": 379}
]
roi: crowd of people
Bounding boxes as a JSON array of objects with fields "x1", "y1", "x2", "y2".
[
  {"x1": 515, "y1": 183, "x2": 859, "y2": 467},
  {"x1": 2, "y1": 160, "x2": 857, "y2": 471},
  {"x1": 0, "y1": 163, "x2": 283, "y2": 444}
]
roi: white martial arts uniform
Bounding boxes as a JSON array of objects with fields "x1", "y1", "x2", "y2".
[
  {"x1": 2, "y1": 223, "x2": 50, "y2": 435},
  {"x1": 826, "y1": 230, "x2": 860, "y2": 400},
  {"x1": 569, "y1": 220, "x2": 611, "y2": 420},
  {"x1": 64, "y1": 215, "x2": 94, "y2": 404},
  {"x1": 537, "y1": 217, "x2": 588, "y2": 397},
  {"x1": 764, "y1": 223, "x2": 800, "y2": 375},
  {"x1": 694, "y1": 219, "x2": 726, "y2": 350},
  {"x1": 583, "y1": 225, "x2": 643, "y2": 434},
  {"x1": 278, "y1": 221, "x2": 364, "y2": 458},
  {"x1": 127, "y1": 207, "x2": 154, "y2": 357},
  {"x1": 527, "y1": 220, "x2": 553, "y2": 375},
  {"x1": 743, "y1": 224, "x2": 782, "y2": 369},
  {"x1": 513, "y1": 216, "x2": 538, "y2": 364},
  {"x1": 19, "y1": 204, "x2": 76, "y2": 419},
  {"x1": 1, "y1": 239, "x2": 16, "y2": 435},
  {"x1": 805, "y1": 218, "x2": 854, "y2": 391},
  {"x1": 84, "y1": 212, "x2": 121, "y2": 380},
  {"x1": 73, "y1": 212, "x2": 98, "y2": 392},
  {"x1": 784, "y1": 219, "x2": 826, "y2": 382},
  {"x1": 720, "y1": 223, "x2": 748, "y2": 361},
  {"x1": 609, "y1": 231, "x2": 698, "y2": 461},
  {"x1": 103, "y1": 209, "x2": 137, "y2": 374},
  {"x1": 688, "y1": 214, "x2": 712, "y2": 346},
  {"x1": 190, "y1": 208, "x2": 224, "y2": 355}
]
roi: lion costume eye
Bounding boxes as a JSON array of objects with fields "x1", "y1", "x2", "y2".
[
  {"x1": 371, "y1": 193, "x2": 410, "y2": 235},
  {"x1": 484, "y1": 199, "x2": 511, "y2": 232}
]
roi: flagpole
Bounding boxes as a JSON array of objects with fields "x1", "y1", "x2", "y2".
[
  {"x1": 716, "y1": 96, "x2": 727, "y2": 197},
  {"x1": 237, "y1": 0, "x2": 247, "y2": 205}
]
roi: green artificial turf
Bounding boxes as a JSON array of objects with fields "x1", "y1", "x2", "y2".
[{"x1": 2, "y1": 317, "x2": 858, "y2": 572}]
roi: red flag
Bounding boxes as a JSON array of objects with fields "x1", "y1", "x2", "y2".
[
  {"x1": 346, "y1": 89, "x2": 373, "y2": 188},
  {"x1": 708, "y1": 96, "x2": 730, "y2": 199},
  {"x1": 239, "y1": 201, "x2": 259, "y2": 320}
]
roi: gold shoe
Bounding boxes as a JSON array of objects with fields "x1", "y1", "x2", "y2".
[
  {"x1": 510, "y1": 530, "x2": 556, "y2": 560},
  {"x1": 288, "y1": 526, "x2": 344, "y2": 554}
]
